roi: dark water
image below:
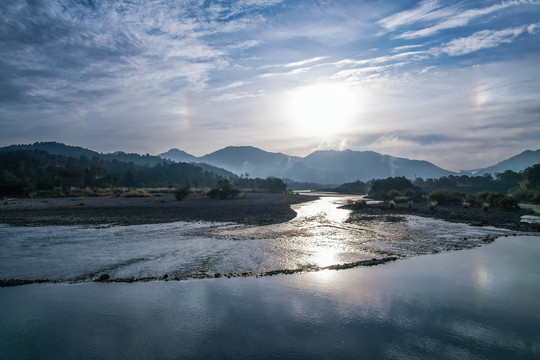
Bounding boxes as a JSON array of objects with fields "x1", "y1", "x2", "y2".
[{"x1": 1, "y1": 235, "x2": 539, "y2": 359}]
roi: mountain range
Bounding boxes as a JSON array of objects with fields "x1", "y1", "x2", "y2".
[
  {"x1": 2, "y1": 142, "x2": 538, "y2": 185},
  {"x1": 160, "y1": 146, "x2": 540, "y2": 184}
]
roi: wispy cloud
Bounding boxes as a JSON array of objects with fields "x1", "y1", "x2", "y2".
[
  {"x1": 439, "y1": 24, "x2": 539, "y2": 56},
  {"x1": 331, "y1": 51, "x2": 427, "y2": 69},
  {"x1": 377, "y1": 0, "x2": 450, "y2": 32},
  {"x1": 212, "y1": 81, "x2": 251, "y2": 92},
  {"x1": 210, "y1": 91, "x2": 263, "y2": 102},
  {"x1": 284, "y1": 56, "x2": 329, "y2": 68},
  {"x1": 380, "y1": 0, "x2": 540, "y2": 39},
  {"x1": 258, "y1": 67, "x2": 311, "y2": 78},
  {"x1": 392, "y1": 44, "x2": 424, "y2": 53}
]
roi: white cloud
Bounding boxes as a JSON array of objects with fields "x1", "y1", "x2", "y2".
[
  {"x1": 284, "y1": 56, "x2": 329, "y2": 68},
  {"x1": 210, "y1": 91, "x2": 262, "y2": 102},
  {"x1": 258, "y1": 67, "x2": 311, "y2": 78},
  {"x1": 395, "y1": 0, "x2": 540, "y2": 39},
  {"x1": 377, "y1": 0, "x2": 446, "y2": 32},
  {"x1": 439, "y1": 25, "x2": 535, "y2": 56},
  {"x1": 392, "y1": 44, "x2": 424, "y2": 53},
  {"x1": 332, "y1": 51, "x2": 426, "y2": 68},
  {"x1": 212, "y1": 81, "x2": 251, "y2": 92}
]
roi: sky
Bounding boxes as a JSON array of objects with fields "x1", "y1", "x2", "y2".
[{"x1": 1, "y1": 0, "x2": 539, "y2": 171}]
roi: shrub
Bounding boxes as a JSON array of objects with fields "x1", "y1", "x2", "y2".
[
  {"x1": 383, "y1": 190, "x2": 402, "y2": 201},
  {"x1": 208, "y1": 180, "x2": 241, "y2": 199},
  {"x1": 347, "y1": 199, "x2": 367, "y2": 209},
  {"x1": 429, "y1": 189, "x2": 463, "y2": 206},
  {"x1": 476, "y1": 191, "x2": 519, "y2": 210},
  {"x1": 174, "y1": 185, "x2": 191, "y2": 201}
]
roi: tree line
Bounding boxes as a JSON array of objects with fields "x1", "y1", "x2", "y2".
[
  {"x1": 0, "y1": 150, "x2": 224, "y2": 196},
  {"x1": 0, "y1": 150, "x2": 289, "y2": 197},
  {"x1": 333, "y1": 164, "x2": 540, "y2": 204}
]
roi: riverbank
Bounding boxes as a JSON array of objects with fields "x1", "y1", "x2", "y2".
[
  {"x1": 343, "y1": 201, "x2": 540, "y2": 233},
  {"x1": 0, "y1": 192, "x2": 317, "y2": 226}
]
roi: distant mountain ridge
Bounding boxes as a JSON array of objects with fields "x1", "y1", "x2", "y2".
[
  {"x1": 461, "y1": 149, "x2": 540, "y2": 175},
  {"x1": 160, "y1": 146, "x2": 453, "y2": 183},
  {"x1": 1, "y1": 141, "x2": 172, "y2": 167},
  {"x1": 159, "y1": 146, "x2": 540, "y2": 184},
  {"x1": 2, "y1": 142, "x2": 537, "y2": 185}
]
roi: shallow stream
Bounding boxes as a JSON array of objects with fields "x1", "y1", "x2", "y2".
[{"x1": 0, "y1": 195, "x2": 517, "y2": 283}]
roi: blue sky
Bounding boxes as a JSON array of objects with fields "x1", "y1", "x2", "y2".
[{"x1": 1, "y1": 0, "x2": 539, "y2": 171}]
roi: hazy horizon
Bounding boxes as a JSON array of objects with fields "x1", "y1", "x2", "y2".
[{"x1": 1, "y1": 1, "x2": 539, "y2": 171}]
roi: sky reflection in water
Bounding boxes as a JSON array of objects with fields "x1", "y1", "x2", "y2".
[{"x1": 1, "y1": 236, "x2": 538, "y2": 359}]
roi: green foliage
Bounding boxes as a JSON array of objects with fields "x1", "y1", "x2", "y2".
[
  {"x1": 333, "y1": 180, "x2": 368, "y2": 194},
  {"x1": 369, "y1": 177, "x2": 417, "y2": 200},
  {"x1": 429, "y1": 189, "x2": 464, "y2": 205},
  {"x1": 208, "y1": 180, "x2": 241, "y2": 199},
  {"x1": 508, "y1": 164, "x2": 540, "y2": 202},
  {"x1": 476, "y1": 191, "x2": 519, "y2": 210},
  {"x1": 233, "y1": 176, "x2": 287, "y2": 193},
  {"x1": 174, "y1": 185, "x2": 191, "y2": 201},
  {"x1": 369, "y1": 177, "x2": 423, "y2": 201}
]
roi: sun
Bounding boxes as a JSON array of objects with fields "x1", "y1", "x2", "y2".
[{"x1": 284, "y1": 82, "x2": 358, "y2": 137}]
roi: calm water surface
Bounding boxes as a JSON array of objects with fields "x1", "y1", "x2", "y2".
[{"x1": 1, "y1": 235, "x2": 539, "y2": 359}]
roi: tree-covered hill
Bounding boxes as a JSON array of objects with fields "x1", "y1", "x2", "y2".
[{"x1": 0, "y1": 150, "x2": 226, "y2": 196}]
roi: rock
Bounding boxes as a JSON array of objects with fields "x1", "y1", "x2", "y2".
[{"x1": 98, "y1": 274, "x2": 110, "y2": 281}]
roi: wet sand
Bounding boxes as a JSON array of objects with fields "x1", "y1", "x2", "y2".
[{"x1": 0, "y1": 192, "x2": 317, "y2": 226}]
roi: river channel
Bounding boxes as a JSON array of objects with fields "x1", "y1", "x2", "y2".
[{"x1": 0, "y1": 195, "x2": 516, "y2": 283}]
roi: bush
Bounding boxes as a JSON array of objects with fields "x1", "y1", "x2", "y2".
[
  {"x1": 429, "y1": 189, "x2": 463, "y2": 205},
  {"x1": 174, "y1": 185, "x2": 191, "y2": 201},
  {"x1": 383, "y1": 190, "x2": 402, "y2": 201},
  {"x1": 208, "y1": 180, "x2": 241, "y2": 199},
  {"x1": 476, "y1": 191, "x2": 519, "y2": 210}
]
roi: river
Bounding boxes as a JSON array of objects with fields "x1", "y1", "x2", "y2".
[
  {"x1": 0, "y1": 195, "x2": 515, "y2": 282},
  {"x1": 1, "y1": 195, "x2": 539, "y2": 359}
]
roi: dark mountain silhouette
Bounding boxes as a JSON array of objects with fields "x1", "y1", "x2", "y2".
[
  {"x1": 1, "y1": 142, "x2": 99, "y2": 158},
  {"x1": 1, "y1": 142, "x2": 168, "y2": 166},
  {"x1": 159, "y1": 148, "x2": 198, "y2": 163},
  {"x1": 461, "y1": 149, "x2": 540, "y2": 175},
  {"x1": 301, "y1": 150, "x2": 452, "y2": 183},
  {"x1": 3, "y1": 142, "x2": 538, "y2": 185},
  {"x1": 1, "y1": 142, "x2": 237, "y2": 180},
  {"x1": 200, "y1": 146, "x2": 302, "y2": 178},
  {"x1": 160, "y1": 146, "x2": 539, "y2": 184},
  {"x1": 160, "y1": 146, "x2": 453, "y2": 183}
]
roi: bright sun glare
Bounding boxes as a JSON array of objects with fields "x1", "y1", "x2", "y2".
[{"x1": 285, "y1": 82, "x2": 357, "y2": 137}]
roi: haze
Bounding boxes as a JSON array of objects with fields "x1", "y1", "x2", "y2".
[{"x1": 1, "y1": 0, "x2": 539, "y2": 171}]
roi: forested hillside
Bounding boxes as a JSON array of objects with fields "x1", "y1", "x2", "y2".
[{"x1": 0, "y1": 150, "x2": 225, "y2": 196}]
